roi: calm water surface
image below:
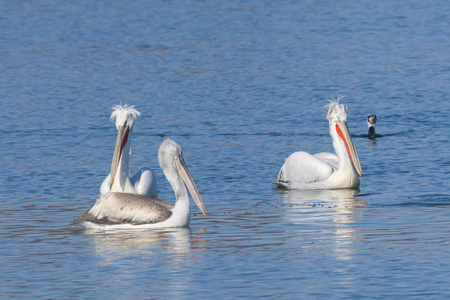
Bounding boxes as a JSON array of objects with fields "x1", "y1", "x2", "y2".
[{"x1": 1, "y1": 0, "x2": 450, "y2": 298}]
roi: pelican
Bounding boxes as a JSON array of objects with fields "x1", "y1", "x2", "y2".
[
  {"x1": 367, "y1": 114, "x2": 377, "y2": 139},
  {"x1": 277, "y1": 98, "x2": 362, "y2": 190},
  {"x1": 100, "y1": 104, "x2": 158, "y2": 198},
  {"x1": 76, "y1": 139, "x2": 207, "y2": 228}
]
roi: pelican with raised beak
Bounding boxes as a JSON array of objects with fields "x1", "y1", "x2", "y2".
[
  {"x1": 100, "y1": 104, "x2": 158, "y2": 198},
  {"x1": 76, "y1": 139, "x2": 207, "y2": 228},
  {"x1": 277, "y1": 98, "x2": 362, "y2": 190}
]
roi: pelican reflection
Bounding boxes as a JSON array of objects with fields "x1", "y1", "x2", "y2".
[
  {"x1": 76, "y1": 227, "x2": 194, "y2": 258},
  {"x1": 280, "y1": 189, "x2": 367, "y2": 260}
]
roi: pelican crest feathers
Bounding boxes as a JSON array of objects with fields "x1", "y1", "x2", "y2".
[
  {"x1": 325, "y1": 96, "x2": 347, "y2": 120},
  {"x1": 110, "y1": 104, "x2": 141, "y2": 128},
  {"x1": 276, "y1": 96, "x2": 361, "y2": 189}
]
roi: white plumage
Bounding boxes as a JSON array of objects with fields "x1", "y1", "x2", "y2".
[
  {"x1": 76, "y1": 139, "x2": 207, "y2": 228},
  {"x1": 100, "y1": 104, "x2": 158, "y2": 198},
  {"x1": 277, "y1": 97, "x2": 362, "y2": 190}
]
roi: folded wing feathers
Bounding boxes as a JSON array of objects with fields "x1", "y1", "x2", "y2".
[{"x1": 78, "y1": 193, "x2": 173, "y2": 225}]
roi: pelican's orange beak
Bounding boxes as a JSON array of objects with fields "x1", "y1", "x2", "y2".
[{"x1": 336, "y1": 121, "x2": 362, "y2": 177}]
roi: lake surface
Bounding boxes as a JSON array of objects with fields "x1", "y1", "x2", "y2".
[{"x1": 1, "y1": 0, "x2": 450, "y2": 298}]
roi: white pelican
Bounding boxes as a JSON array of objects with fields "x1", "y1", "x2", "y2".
[
  {"x1": 76, "y1": 139, "x2": 207, "y2": 228},
  {"x1": 367, "y1": 114, "x2": 377, "y2": 139},
  {"x1": 277, "y1": 98, "x2": 362, "y2": 190},
  {"x1": 100, "y1": 104, "x2": 158, "y2": 198}
]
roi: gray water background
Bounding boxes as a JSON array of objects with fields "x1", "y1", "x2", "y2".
[{"x1": 1, "y1": 0, "x2": 450, "y2": 298}]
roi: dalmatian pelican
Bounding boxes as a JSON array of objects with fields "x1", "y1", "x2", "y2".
[
  {"x1": 76, "y1": 139, "x2": 207, "y2": 228},
  {"x1": 100, "y1": 104, "x2": 158, "y2": 198},
  {"x1": 277, "y1": 98, "x2": 362, "y2": 190}
]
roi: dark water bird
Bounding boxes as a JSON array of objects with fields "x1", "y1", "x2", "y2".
[
  {"x1": 277, "y1": 97, "x2": 362, "y2": 190},
  {"x1": 75, "y1": 139, "x2": 207, "y2": 228},
  {"x1": 367, "y1": 114, "x2": 377, "y2": 139}
]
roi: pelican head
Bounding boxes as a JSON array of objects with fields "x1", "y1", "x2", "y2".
[
  {"x1": 325, "y1": 98, "x2": 362, "y2": 177},
  {"x1": 158, "y1": 139, "x2": 207, "y2": 217},
  {"x1": 111, "y1": 104, "x2": 141, "y2": 130},
  {"x1": 110, "y1": 104, "x2": 141, "y2": 184}
]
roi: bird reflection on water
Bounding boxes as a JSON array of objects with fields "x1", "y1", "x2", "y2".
[
  {"x1": 280, "y1": 189, "x2": 368, "y2": 260},
  {"x1": 74, "y1": 227, "x2": 192, "y2": 257},
  {"x1": 71, "y1": 227, "x2": 208, "y2": 297}
]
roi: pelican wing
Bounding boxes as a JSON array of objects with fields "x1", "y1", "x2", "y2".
[
  {"x1": 100, "y1": 173, "x2": 113, "y2": 194},
  {"x1": 78, "y1": 192, "x2": 174, "y2": 225},
  {"x1": 130, "y1": 167, "x2": 158, "y2": 198},
  {"x1": 278, "y1": 151, "x2": 334, "y2": 184},
  {"x1": 313, "y1": 152, "x2": 338, "y2": 169}
]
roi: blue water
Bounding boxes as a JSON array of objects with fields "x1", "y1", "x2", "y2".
[{"x1": 1, "y1": 0, "x2": 450, "y2": 298}]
